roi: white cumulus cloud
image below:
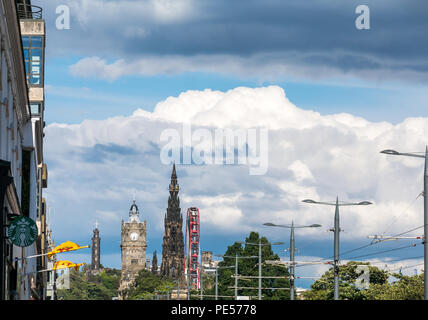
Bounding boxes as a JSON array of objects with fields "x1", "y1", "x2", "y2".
[{"x1": 44, "y1": 85, "x2": 428, "y2": 250}]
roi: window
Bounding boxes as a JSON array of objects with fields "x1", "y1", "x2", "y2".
[
  {"x1": 30, "y1": 102, "x2": 42, "y2": 117},
  {"x1": 21, "y1": 149, "x2": 32, "y2": 217},
  {"x1": 21, "y1": 36, "x2": 44, "y2": 86}
]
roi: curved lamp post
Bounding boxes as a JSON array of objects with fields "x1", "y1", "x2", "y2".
[
  {"x1": 263, "y1": 222, "x2": 321, "y2": 300},
  {"x1": 302, "y1": 197, "x2": 372, "y2": 300},
  {"x1": 381, "y1": 147, "x2": 428, "y2": 300}
]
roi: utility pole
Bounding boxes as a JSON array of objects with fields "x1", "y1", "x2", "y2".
[
  {"x1": 263, "y1": 221, "x2": 321, "y2": 300},
  {"x1": 424, "y1": 147, "x2": 428, "y2": 300},
  {"x1": 215, "y1": 253, "x2": 256, "y2": 300},
  {"x1": 200, "y1": 273, "x2": 203, "y2": 300},
  {"x1": 289, "y1": 222, "x2": 295, "y2": 300},
  {"x1": 333, "y1": 197, "x2": 340, "y2": 301},
  {"x1": 215, "y1": 266, "x2": 218, "y2": 300},
  {"x1": 258, "y1": 239, "x2": 262, "y2": 300},
  {"x1": 368, "y1": 235, "x2": 423, "y2": 243},
  {"x1": 235, "y1": 254, "x2": 238, "y2": 300},
  {"x1": 239, "y1": 240, "x2": 284, "y2": 300},
  {"x1": 302, "y1": 197, "x2": 372, "y2": 300},
  {"x1": 215, "y1": 265, "x2": 234, "y2": 300}
]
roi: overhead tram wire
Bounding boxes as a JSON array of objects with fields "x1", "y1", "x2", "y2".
[
  {"x1": 368, "y1": 225, "x2": 425, "y2": 245},
  {"x1": 342, "y1": 243, "x2": 421, "y2": 261},
  {"x1": 389, "y1": 262, "x2": 425, "y2": 273},
  {"x1": 332, "y1": 192, "x2": 425, "y2": 259},
  {"x1": 339, "y1": 223, "x2": 425, "y2": 258},
  {"x1": 293, "y1": 243, "x2": 421, "y2": 271},
  {"x1": 340, "y1": 255, "x2": 424, "y2": 266},
  {"x1": 294, "y1": 225, "x2": 425, "y2": 269},
  {"x1": 293, "y1": 190, "x2": 426, "y2": 270},
  {"x1": 379, "y1": 192, "x2": 423, "y2": 238}
]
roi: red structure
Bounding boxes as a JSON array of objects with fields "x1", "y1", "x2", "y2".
[{"x1": 184, "y1": 207, "x2": 201, "y2": 290}]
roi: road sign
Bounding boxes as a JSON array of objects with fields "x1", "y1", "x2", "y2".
[{"x1": 8, "y1": 216, "x2": 38, "y2": 247}]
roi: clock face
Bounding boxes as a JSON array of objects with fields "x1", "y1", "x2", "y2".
[{"x1": 130, "y1": 232, "x2": 139, "y2": 241}]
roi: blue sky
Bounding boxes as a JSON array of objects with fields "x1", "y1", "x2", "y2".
[
  {"x1": 35, "y1": 0, "x2": 428, "y2": 289},
  {"x1": 45, "y1": 56, "x2": 428, "y2": 125}
]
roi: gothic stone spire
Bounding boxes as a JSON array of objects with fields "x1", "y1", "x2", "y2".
[
  {"x1": 161, "y1": 164, "x2": 185, "y2": 282},
  {"x1": 167, "y1": 163, "x2": 181, "y2": 221},
  {"x1": 152, "y1": 250, "x2": 158, "y2": 275}
]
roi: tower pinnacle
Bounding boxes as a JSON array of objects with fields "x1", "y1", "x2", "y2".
[
  {"x1": 169, "y1": 163, "x2": 179, "y2": 195},
  {"x1": 129, "y1": 199, "x2": 140, "y2": 222}
]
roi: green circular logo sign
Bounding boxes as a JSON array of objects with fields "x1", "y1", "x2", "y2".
[{"x1": 8, "y1": 216, "x2": 38, "y2": 247}]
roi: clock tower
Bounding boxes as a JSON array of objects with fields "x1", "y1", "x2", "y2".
[{"x1": 118, "y1": 199, "x2": 147, "y2": 299}]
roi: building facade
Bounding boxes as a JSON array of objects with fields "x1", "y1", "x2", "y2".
[
  {"x1": 17, "y1": 0, "x2": 48, "y2": 300},
  {"x1": 118, "y1": 200, "x2": 147, "y2": 298},
  {"x1": 160, "y1": 164, "x2": 185, "y2": 283},
  {"x1": 0, "y1": 0, "x2": 48, "y2": 300},
  {"x1": 201, "y1": 251, "x2": 217, "y2": 275}
]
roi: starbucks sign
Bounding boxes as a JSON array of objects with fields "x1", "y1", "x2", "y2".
[{"x1": 8, "y1": 216, "x2": 38, "y2": 247}]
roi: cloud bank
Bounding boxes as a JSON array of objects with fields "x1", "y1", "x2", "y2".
[
  {"x1": 34, "y1": 0, "x2": 428, "y2": 83},
  {"x1": 45, "y1": 86, "x2": 428, "y2": 248}
]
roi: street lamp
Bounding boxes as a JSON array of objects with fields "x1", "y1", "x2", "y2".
[
  {"x1": 381, "y1": 146, "x2": 428, "y2": 300},
  {"x1": 215, "y1": 253, "x2": 258, "y2": 300},
  {"x1": 302, "y1": 197, "x2": 372, "y2": 300},
  {"x1": 263, "y1": 222, "x2": 321, "y2": 300},
  {"x1": 238, "y1": 240, "x2": 285, "y2": 300}
]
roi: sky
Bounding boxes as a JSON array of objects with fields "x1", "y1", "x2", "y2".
[{"x1": 33, "y1": 0, "x2": 428, "y2": 289}]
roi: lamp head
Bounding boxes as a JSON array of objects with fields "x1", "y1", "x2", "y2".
[
  {"x1": 380, "y1": 149, "x2": 400, "y2": 155},
  {"x1": 263, "y1": 223, "x2": 276, "y2": 227},
  {"x1": 302, "y1": 199, "x2": 317, "y2": 204},
  {"x1": 357, "y1": 201, "x2": 372, "y2": 206}
]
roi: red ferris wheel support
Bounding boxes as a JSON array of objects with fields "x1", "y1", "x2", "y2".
[{"x1": 184, "y1": 207, "x2": 201, "y2": 290}]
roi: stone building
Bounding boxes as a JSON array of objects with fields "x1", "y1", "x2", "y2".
[
  {"x1": 118, "y1": 200, "x2": 147, "y2": 298},
  {"x1": 160, "y1": 164, "x2": 185, "y2": 283},
  {"x1": 201, "y1": 251, "x2": 217, "y2": 275},
  {"x1": 0, "y1": 0, "x2": 48, "y2": 300}
]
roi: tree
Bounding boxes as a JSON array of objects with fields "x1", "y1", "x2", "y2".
[
  {"x1": 57, "y1": 266, "x2": 121, "y2": 300},
  {"x1": 125, "y1": 269, "x2": 176, "y2": 300},
  {"x1": 207, "y1": 231, "x2": 290, "y2": 300},
  {"x1": 302, "y1": 261, "x2": 389, "y2": 300},
  {"x1": 363, "y1": 273, "x2": 424, "y2": 300}
]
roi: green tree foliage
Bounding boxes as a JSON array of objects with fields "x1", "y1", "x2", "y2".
[
  {"x1": 57, "y1": 266, "x2": 121, "y2": 300},
  {"x1": 362, "y1": 273, "x2": 424, "y2": 300},
  {"x1": 125, "y1": 270, "x2": 176, "y2": 300},
  {"x1": 302, "y1": 261, "x2": 389, "y2": 300},
  {"x1": 205, "y1": 232, "x2": 290, "y2": 300}
]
